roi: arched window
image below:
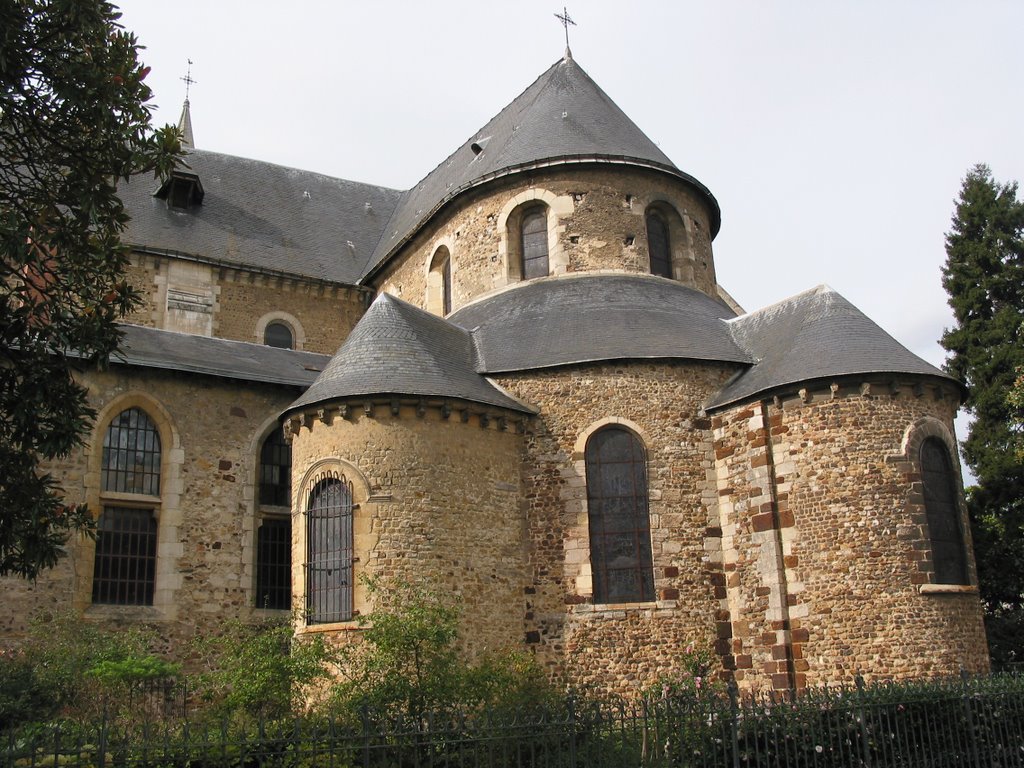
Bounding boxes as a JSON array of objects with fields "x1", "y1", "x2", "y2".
[
  {"x1": 306, "y1": 475, "x2": 353, "y2": 623},
  {"x1": 585, "y1": 426, "x2": 655, "y2": 603},
  {"x1": 427, "y1": 246, "x2": 452, "y2": 316},
  {"x1": 521, "y1": 207, "x2": 549, "y2": 279},
  {"x1": 921, "y1": 438, "x2": 968, "y2": 585},
  {"x1": 93, "y1": 407, "x2": 161, "y2": 606},
  {"x1": 647, "y1": 210, "x2": 671, "y2": 278},
  {"x1": 264, "y1": 321, "x2": 293, "y2": 349},
  {"x1": 256, "y1": 429, "x2": 291, "y2": 610}
]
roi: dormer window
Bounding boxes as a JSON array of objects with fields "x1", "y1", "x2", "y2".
[{"x1": 155, "y1": 169, "x2": 204, "y2": 211}]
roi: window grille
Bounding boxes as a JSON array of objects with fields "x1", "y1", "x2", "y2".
[
  {"x1": 256, "y1": 518, "x2": 292, "y2": 610},
  {"x1": 921, "y1": 439, "x2": 968, "y2": 584},
  {"x1": 647, "y1": 211, "x2": 671, "y2": 278},
  {"x1": 306, "y1": 475, "x2": 353, "y2": 623},
  {"x1": 101, "y1": 407, "x2": 161, "y2": 495},
  {"x1": 92, "y1": 507, "x2": 157, "y2": 605},
  {"x1": 585, "y1": 427, "x2": 655, "y2": 603},
  {"x1": 521, "y1": 208, "x2": 549, "y2": 279}
]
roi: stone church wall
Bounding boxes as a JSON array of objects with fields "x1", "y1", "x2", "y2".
[
  {"x1": 123, "y1": 253, "x2": 364, "y2": 354},
  {"x1": 0, "y1": 365, "x2": 303, "y2": 650},
  {"x1": 494, "y1": 361, "x2": 739, "y2": 696},
  {"x1": 374, "y1": 167, "x2": 718, "y2": 316},
  {"x1": 710, "y1": 379, "x2": 989, "y2": 691},
  {"x1": 287, "y1": 403, "x2": 527, "y2": 657}
]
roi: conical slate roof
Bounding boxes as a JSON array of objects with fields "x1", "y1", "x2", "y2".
[
  {"x1": 449, "y1": 274, "x2": 751, "y2": 373},
  {"x1": 362, "y1": 54, "x2": 719, "y2": 279},
  {"x1": 285, "y1": 293, "x2": 533, "y2": 416},
  {"x1": 706, "y1": 285, "x2": 960, "y2": 410}
]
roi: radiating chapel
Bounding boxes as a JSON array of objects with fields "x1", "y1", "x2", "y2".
[{"x1": 1, "y1": 49, "x2": 988, "y2": 693}]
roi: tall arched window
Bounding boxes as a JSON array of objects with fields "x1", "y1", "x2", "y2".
[
  {"x1": 427, "y1": 246, "x2": 452, "y2": 316},
  {"x1": 585, "y1": 426, "x2": 655, "y2": 603},
  {"x1": 521, "y1": 207, "x2": 549, "y2": 279},
  {"x1": 306, "y1": 474, "x2": 353, "y2": 623},
  {"x1": 647, "y1": 210, "x2": 672, "y2": 278},
  {"x1": 93, "y1": 407, "x2": 161, "y2": 605},
  {"x1": 256, "y1": 429, "x2": 291, "y2": 610},
  {"x1": 921, "y1": 438, "x2": 968, "y2": 585},
  {"x1": 264, "y1": 321, "x2": 294, "y2": 349}
]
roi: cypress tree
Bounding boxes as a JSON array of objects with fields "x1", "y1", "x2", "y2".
[{"x1": 941, "y1": 164, "x2": 1024, "y2": 662}]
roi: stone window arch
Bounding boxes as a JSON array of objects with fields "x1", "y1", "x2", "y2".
[
  {"x1": 585, "y1": 424, "x2": 655, "y2": 604},
  {"x1": 255, "y1": 311, "x2": 305, "y2": 351},
  {"x1": 644, "y1": 201, "x2": 688, "y2": 280},
  {"x1": 426, "y1": 245, "x2": 453, "y2": 316},
  {"x1": 294, "y1": 458, "x2": 378, "y2": 629},
  {"x1": 895, "y1": 416, "x2": 973, "y2": 589},
  {"x1": 497, "y1": 189, "x2": 572, "y2": 283},
  {"x1": 255, "y1": 427, "x2": 291, "y2": 610},
  {"x1": 84, "y1": 394, "x2": 182, "y2": 614},
  {"x1": 920, "y1": 437, "x2": 969, "y2": 585}
]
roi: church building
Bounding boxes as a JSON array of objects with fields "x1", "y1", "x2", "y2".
[{"x1": 1, "y1": 50, "x2": 988, "y2": 694}]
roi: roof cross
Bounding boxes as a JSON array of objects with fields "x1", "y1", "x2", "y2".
[
  {"x1": 180, "y1": 59, "x2": 197, "y2": 103},
  {"x1": 554, "y1": 7, "x2": 576, "y2": 49}
]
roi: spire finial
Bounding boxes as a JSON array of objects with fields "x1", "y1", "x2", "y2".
[
  {"x1": 554, "y1": 7, "x2": 576, "y2": 55},
  {"x1": 180, "y1": 59, "x2": 197, "y2": 104}
]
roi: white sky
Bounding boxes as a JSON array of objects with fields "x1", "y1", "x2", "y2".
[{"x1": 116, "y1": 1, "x2": 1023, "y2": 397}]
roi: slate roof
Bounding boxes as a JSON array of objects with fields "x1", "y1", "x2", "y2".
[
  {"x1": 120, "y1": 149, "x2": 401, "y2": 283},
  {"x1": 449, "y1": 274, "x2": 750, "y2": 373},
  {"x1": 361, "y1": 54, "x2": 720, "y2": 279},
  {"x1": 706, "y1": 285, "x2": 960, "y2": 410},
  {"x1": 284, "y1": 294, "x2": 533, "y2": 416},
  {"x1": 106, "y1": 324, "x2": 330, "y2": 387}
]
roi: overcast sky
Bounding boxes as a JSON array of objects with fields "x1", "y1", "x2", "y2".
[{"x1": 116, "y1": 1, "x2": 1023, "y2": 381}]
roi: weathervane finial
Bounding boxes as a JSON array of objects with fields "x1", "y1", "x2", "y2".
[
  {"x1": 180, "y1": 59, "x2": 197, "y2": 103},
  {"x1": 554, "y1": 7, "x2": 576, "y2": 52}
]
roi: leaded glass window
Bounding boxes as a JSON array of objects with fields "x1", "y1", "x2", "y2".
[
  {"x1": 101, "y1": 408, "x2": 161, "y2": 495},
  {"x1": 306, "y1": 475, "x2": 353, "y2": 624},
  {"x1": 256, "y1": 518, "x2": 291, "y2": 610},
  {"x1": 259, "y1": 430, "x2": 291, "y2": 508},
  {"x1": 647, "y1": 211, "x2": 671, "y2": 278},
  {"x1": 585, "y1": 427, "x2": 655, "y2": 603},
  {"x1": 521, "y1": 208, "x2": 549, "y2": 279},
  {"x1": 921, "y1": 439, "x2": 968, "y2": 585}
]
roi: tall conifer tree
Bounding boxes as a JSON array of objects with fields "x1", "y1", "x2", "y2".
[{"x1": 942, "y1": 164, "x2": 1024, "y2": 660}]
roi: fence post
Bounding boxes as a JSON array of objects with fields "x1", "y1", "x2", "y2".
[
  {"x1": 567, "y1": 696, "x2": 577, "y2": 767},
  {"x1": 97, "y1": 699, "x2": 108, "y2": 768},
  {"x1": 960, "y1": 668, "x2": 981, "y2": 766},
  {"x1": 855, "y1": 674, "x2": 872, "y2": 768},
  {"x1": 728, "y1": 679, "x2": 740, "y2": 768}
]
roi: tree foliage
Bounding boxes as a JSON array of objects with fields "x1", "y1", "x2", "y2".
[
  {"x1": 0, "y1": 0, "x2": 181, "y2": 577},
  {"x1": 941, "y1": 164, "x2": 1024, "y2": 660}
]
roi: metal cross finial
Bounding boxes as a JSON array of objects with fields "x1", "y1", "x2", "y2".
[
  {"x1": 180, "y1": 59, "x2": 197, "y2": 102},
  {"x1": 554, "y1": 7, "x2": 576, "y2": 48}
]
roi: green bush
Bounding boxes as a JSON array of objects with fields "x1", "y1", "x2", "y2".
[{"x1": 193, "y1": 617, "x2": 335, "y2": 721}]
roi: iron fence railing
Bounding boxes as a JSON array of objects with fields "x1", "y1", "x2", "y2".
[{"x1": 4, "y1": 673, "x2": 1024, "y2": 768}]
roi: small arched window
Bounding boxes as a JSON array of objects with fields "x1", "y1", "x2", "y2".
[
  {"x1": 647, "y1": 210, "x2": 672, "y2": 278},
  {"x1": 264, "y1": 321, "x2": 293, "y2": 349},
  {"x1": 93, "y1": 407, "x2": 161, "y2": 606},
  {"x1": 585, "y1": 426, "x2": 655, "y2": 603},
  {"x1": 921, "y1": 438, "x2": 968, "y2": 585},
  {"x1": 256, "y1": 429, "x2": 292, "y2": 610},
  {"x1": 521, "y1": 207, "x2": 549, "y2": 279},
  {"x1": 306, "y1": 475, "x2": 354, "y2": 624}
]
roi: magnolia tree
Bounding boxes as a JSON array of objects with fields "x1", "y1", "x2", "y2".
[{"x1": 0, "y1": 0, "x2": 181, "y2": 578}]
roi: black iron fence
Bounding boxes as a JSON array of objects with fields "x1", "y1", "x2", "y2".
[{"x1": 5, "y1": 674, "x2": 1024, "y2": 768}]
